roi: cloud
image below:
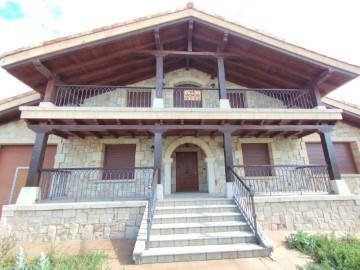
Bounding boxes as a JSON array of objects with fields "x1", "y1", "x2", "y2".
[{"x1": 0, "y1": 1, "x2": 24, "y2": 20}]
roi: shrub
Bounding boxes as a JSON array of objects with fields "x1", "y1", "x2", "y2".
[{"x1": 287, "y1": 232, "x2": 360, "y2": 270}]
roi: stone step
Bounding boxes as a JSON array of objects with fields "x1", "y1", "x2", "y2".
[
  {"x1": 153, "y1": 212, "x2": 245, "y2": 224},
  {"x1": 137, "y1": 243, "x2": 271, "y2": 264},
  {"x1": 151, "y1": 221, "x2": 251, "y2": 235},
  {"x1": 148, "y1": 231, "x2": 256, "y2": 248},
  {"x1": 155, "y1": 204, "x2": 239, "y2": 215},
  {"x1": 157, "y1": 199, "x2": 234, "y2": 207}
]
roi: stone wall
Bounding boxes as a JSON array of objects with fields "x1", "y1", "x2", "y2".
[
  {"x1": 1, "y1": 201, "x2": 146, "y2": 241},
  {"x1": 254, "y1": 195, "x2": 360, "y2": 231}
]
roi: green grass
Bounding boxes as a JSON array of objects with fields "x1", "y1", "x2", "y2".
[
  {"x1": 286, "y1": 231, "x2": 360, "y2": 270},
  {"x1": 0, "y1": 245, "x2": 108, "y2": 270}
]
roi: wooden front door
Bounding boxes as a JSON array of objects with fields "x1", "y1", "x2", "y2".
[{"x1": 176, "y1": 152, "x2": 199, "y2": 192}]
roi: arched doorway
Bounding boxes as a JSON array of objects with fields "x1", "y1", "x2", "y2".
[{"x1": 163, "y1": 137, "x2": 216, "y2": 195}]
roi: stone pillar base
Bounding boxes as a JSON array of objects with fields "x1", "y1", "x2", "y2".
[
  {"x1": 225, "y1": 182, "x2": 233, "y2": 199},
  {"x1": 16, "y1": 187, "x2": 40, "y2": 205},
  {"x1": 219, "y1": 99, "x2": 231, "y2": 109},
  {"x1": 157, "y1": 184, "x2": 164, "y2": 200},
  {"x1": 330, "y1": 180, "x2": 351, "y2": 195},
  {"x1": 39, "y1": 102, "x2": 55, "y2": 107},
  {"x1": 152, "y1": 98, "x2": 164, "y2": 108}
]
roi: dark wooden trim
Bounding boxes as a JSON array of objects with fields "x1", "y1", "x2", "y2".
[
  {"x1": 187, "y1": 20, "x2": 193, "y2": 52},
  {"x1": 222, "y1": 130, "x2": 234, "y2": 182},
  {"x1": 43, "y1": 79, "x2": 56, "y2": 103},
  {"x1": 217, "y1": 57, "x2": 227, "y2": 99},
  {"x1": 32, "y1": 60, "x2": 62, "y2": 83},
  {"x1": 139, "y1": 50, "x2": 242, "y2": 58},
  {"x1": 154, "y1": 131, "x2": 163, "y2": 184},
  {"x1": 26, "y1": 132, "x2": 49, "y2": 187},
  {"x1": 154, "y1": 28, "x2": 163, "y2": 50},
  {"x1": 319, "y1": 131, "x2": 341, "y2": 180},
  {"x1": 155, "y1": 55, "x2": 164, "y2": 98},
  {"x1": 28, "y1": 124, "x2": 333, "y2": 133}
]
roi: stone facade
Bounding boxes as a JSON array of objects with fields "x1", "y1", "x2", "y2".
[
  {"x1": 1, "y1": 202, "x2": 146, "y2": 241},
  {"x1": 255, "y1": 195, "x2": 360, "y2": 231}
]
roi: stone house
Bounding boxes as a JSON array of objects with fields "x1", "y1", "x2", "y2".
[{"x1": 0, "y1": 3, "x2": 359, "y2": 264}]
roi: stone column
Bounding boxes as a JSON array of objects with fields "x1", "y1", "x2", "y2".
[
  {"x1": 163, "y1": 158, "x2": 173, "y2": 195},
  {"x1": 205, "y1": 157, "x2": 216, "y2": 193}
]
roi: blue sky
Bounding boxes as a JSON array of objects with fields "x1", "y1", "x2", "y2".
[{"x1": 0, "y1": 0, "x2": 359, "y2": 104}]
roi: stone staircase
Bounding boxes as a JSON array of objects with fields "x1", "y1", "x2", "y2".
[{"x1": 133, "y1": 198, "x2": 272, "y2": 264}]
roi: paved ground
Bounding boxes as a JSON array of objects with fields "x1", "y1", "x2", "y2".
[{"x1": 16, "y1": 231, "x2": 312, "y2": 270}]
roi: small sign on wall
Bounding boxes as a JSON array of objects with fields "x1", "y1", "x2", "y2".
[{"x1": 184, "y1": 90, "x2": 202, "y2": 101}]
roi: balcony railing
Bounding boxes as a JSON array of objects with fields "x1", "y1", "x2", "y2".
[
  {"x1": 39, "y1": 167, "x2": 155, "y2": 201},
  {"x1": 54, "y1": 84, "x2": 315, "y2": 109},
  {"x1": 232, "y1": 165, "x2": 330, "y2": 195}
]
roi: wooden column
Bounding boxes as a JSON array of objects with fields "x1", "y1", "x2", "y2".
[
  {"x1": 221, "y1": 129, "x2": 234, "y2": 182},
  {"x1": 319, "y1": 131, "x2": 341, "y2": 180},
  {"x1": 217, "y1": 57, "x2": 227, "y2": 99},
  {"x1": 311, "y1": 87, "x2": 323, "y2": 107},
  {"x1": 155, "y1": 55, "x2": 164, "y2": 99},
  {"x1": 43, "y1": 79, "x2": 56, "y2": 103},
  {"x1": 26, "y1": 132, "x2": 49, "y2": 187},
  {"x1": 153, "y1": 130, "x2": 163, "y2": 184}
]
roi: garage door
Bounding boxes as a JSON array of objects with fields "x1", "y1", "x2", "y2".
[{"x1": 0, "y1": 145, "x2": 57, "y2": 215}]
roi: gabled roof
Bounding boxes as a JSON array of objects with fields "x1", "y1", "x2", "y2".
[
  {"x1": 322, "y1": 97, "x2": 360, "y2": 127},
  {"x1": 0, "y1": 91, "x2": 41, "y2": 125},
  {"x1": 1, "y1": 3, "x2": 359, "y2": 96}
]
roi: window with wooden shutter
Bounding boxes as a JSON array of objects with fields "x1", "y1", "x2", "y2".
[
  {"x1": 242, "y1": 143, "x2": 271, "y2": 176},
  {"x1": 306, "y1": 142, "x2": 358, "y2": 174},
  {"x1": 227, "y1": 92, "x2": 245, "y2": 108},
  {"x1": 103, "y1": 144, "x2": 136, "y2": 179}
]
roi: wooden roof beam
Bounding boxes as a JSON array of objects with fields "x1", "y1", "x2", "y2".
[
  {"x1": 88, "y1": 131, "x2": 102, "y2": 138},
  {"x1": 154, "y1": 28, "x2": 163, "y2": 50},
  {"x1": 32, "y1": 60, "x2": 62, "y2": 83},
  {"x1": 219, "y1": 32, "x2": 229, "y2": 52},
  {"x1": 186, "y1": 20, "x2": 194, "y2": 70},
  {"x1": 138, "y1": 50, "x2": 241, "y2": 58},
  {"x1": 306, "y1": 69, "x2": 333, "y2": 89},
  {"x1": 52, "y1": 129, "x2": 69, "y2": 139}
]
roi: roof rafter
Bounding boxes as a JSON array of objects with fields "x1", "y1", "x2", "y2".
[{"x1": 32, "y1": 60, "x2": 62, "y2": 83}]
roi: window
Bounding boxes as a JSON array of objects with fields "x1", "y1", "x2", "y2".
[
  {"x1": 103, "y1": 144, "x2": 136, "y2": 179},
  {"x1": 242, "y1": 143, "x2": 271, "y2": 176},
  {"x1": 127, "y1": 91, "x2": 151, "y2": 107},
  {"x1": 227, "y1": 92, "x2": 245, "y2": 108},
  {"x1": 306, "y1": 143, "x2": 358, "y2": 174}
]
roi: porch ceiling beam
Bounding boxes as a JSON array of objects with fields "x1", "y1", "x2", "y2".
[
  {"x1": 255, "y1": 130, "x2": 270, "y2": 138},
  {"x1": 28, "y1": 124, "x2": 333, "y2": 133},
  {"x1": 107, "y1": 130, "x2": 120, "y2": 138},
  {"x1": 283, "y1": 131, "x2": 302, "y2": 138},
  {"x1": 51, "y1": 129, "x2": 69, "y2": 139},
  {"x1": 297, "y1": 130, "x2": 317, "y2": 138},
  {"x1": 154, "y1": 28, "x2": 163, "y2": 50},
  {"x1": 138, "y1": 50, "x2": 242, "y2": 58},
  {"x1": 67, "y1": 131, "x2": 85, "y2": 139},
  {"x1": 32, "y1": 60, "x2": 62, "y2": 83},
  {"x1": 186, "y1": 20, "x2": 193, "y2": 70},
  {"x1": 88, "y1": 131, "x2": 102, "y2": 138}
]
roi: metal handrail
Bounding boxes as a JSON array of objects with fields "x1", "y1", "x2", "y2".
[
  {"x1": 228, "y1": 166, "x2": 259, "y2": 243},
  {"x1": 232, "y1": 164, "x2": 330, "y2": 195},
  {"x1": 146, "y1": 168, "x2": 158, "y2": 249},
  {"x1": 39, "y1": 167, "x2": 155, "y2": 201}
]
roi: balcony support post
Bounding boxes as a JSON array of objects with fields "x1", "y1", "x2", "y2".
[
  {"x1": 40, "y1": 79, "x2": 56, "y2": 107},
  {"x1": 216, "y1": 56, "x2": 230, "y2": 108},
  {"x1": 319, "y1": 131, "x2": 340, "y2": 180},
  {"x1": 153, "y1": 55, "x2": 164, "y2": 108},
  {"x1": 26, "y1": 132, "x2": 49, "y2": 187}
]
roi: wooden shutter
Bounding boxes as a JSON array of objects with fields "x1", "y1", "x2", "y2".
[
  {"x1": 103, "y1": 144, "x2": 136, "y2": 179},
  {"x1": 242, "y1": 143, "x2": 271, "y2": 176},
  {"x1": 227, "y1": 92, "x2": 245, "y2": 108},
  {"x1": 306, "y1": 143, "x2": 358, "y2": 174}
]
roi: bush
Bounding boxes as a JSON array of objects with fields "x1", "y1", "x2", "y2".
[{"x1": 287, "y1": 232, "x2": 360, "y2": 270}]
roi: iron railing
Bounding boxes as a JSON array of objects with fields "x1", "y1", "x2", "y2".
[
  {"x1": 232, "y1": 165, "x2": 330, "y2": 195},
  {"x1": 163, "y1": 87, "x2": 220, "y2": 108},
  {"x1": 146, "y1": 169, "x2": 158, "y2": 249},
  {"x1": 55, "y1": 85, "x2": 153, "y2": 107},
  {"x1": 227, "y1": 88, "x2": 314, "y2": 109},
  {"x1": 54, "y1": 84, "x2": 315, "y2": 109},
  {"x1": 39, "y1": 167, "x2": 155, "y2": 201},
  {"x1": 229, "y1": 167, "x2": 259, "y2": 243}
]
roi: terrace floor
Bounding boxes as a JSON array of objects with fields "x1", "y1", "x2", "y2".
[{"x1": 16, "y1": 231, "x2": 312, "y2": 269}]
